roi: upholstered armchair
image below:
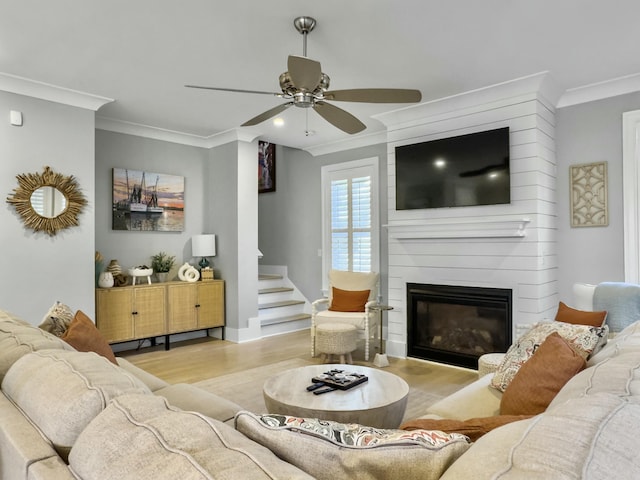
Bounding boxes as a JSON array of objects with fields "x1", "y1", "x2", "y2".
[{"x1": 311, "y1": 269, "x2": 380, "y2": 361}]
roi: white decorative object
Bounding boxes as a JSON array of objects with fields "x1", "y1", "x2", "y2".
[
  {"x1": 178, "y1": 262, "x2": 192, "y2": 281},
  {"x1": 98, "y1": 272, "x2": 114, "y2": 289},
  {"x1": 184, "y1": 266, "x2": 200, "y2": 283},
  {"x1": 570, "y1": 161, "x2": 608, "y2": 227},
  {"x1": 128, "y1": 267, "x2": 153, "y2": 285}
]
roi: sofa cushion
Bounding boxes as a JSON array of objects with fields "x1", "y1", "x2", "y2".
[
  {"x1": 0, "y1": 311, "x2": 74, "y2": 383},
  {"x1": 69, "y1": 394, "x2": 313, "y2": 480},
  {"x1": 548, "y1": 350, "x2": 640, "y2": 411},
  {"x1": 116, "y1": 356, "x2": 170, "y2": 392},
  {"x1": 440, "y1": 394, "x2": 640, "y2": 480},
  {"x1": 554, "y1": 301, "x2": 607, "y2": 327},
  {"x1": 1, "y1": 349, "x2": 150, "y2": 460},
  {"x1": 423, "y1": 373, "x2": 502, "y2": 420},
  {"x1": 154, "y1": 383, "x2": 242, "y2": 423},
  {"x1": 61, "y1": 310, "x2": 117, "y2": 364},
  {"x1": 329, "y1": 287, "x2": 370, "y2": 312},
  {"x1": 491, "y1": 321, "x2": 606, "y2": 392},
  {"x1": 500, "y1": 332, "x2": 586, "y2": 415},
  {"x1": 587, "y1": 319, "x2": 640, "y2": 366},
  {"x1": 235, "y1": 412, "x2": 471, "y2": 480}
]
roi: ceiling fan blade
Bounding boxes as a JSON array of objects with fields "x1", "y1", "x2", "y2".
[
  {"x1": 313, "y1": 101, "x2": 366, "y2": 134},
  {"x1": 324, "y1": 88, "x2": 422, "y2": 103},
  {"x1": 287, "y1": 55, "x2": 322, "y2": 91},
  {"x1": 241, "y1": 102, "x2": 294, "y2": 127},
  {"x1": 185, "y1": 85, "x2": 281, "y2": 97}
]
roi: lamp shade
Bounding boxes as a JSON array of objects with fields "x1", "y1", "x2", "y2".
[{"x1": 192, "y1": 234, "x2": 216, "y2": 257}]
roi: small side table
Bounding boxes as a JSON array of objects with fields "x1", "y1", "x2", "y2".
[{"x1": 369, "y1": 304, "x2": 393, "y2": 367}]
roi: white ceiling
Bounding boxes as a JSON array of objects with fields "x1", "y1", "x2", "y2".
[{"x1": 2, "y1": 0, "x2": 640, "y2": 150}]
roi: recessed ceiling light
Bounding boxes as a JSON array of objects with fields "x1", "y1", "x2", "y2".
[
  {"x1": 273, "y1": 117, "x2": 285, "y2": 127},
  {"x1": 434, "y1": 158, "x2": 446, "y2": 168}
]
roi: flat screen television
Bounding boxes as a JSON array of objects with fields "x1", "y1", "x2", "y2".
[{"x1": 395, "y1": 127, "x2": 510, "y2": 210}]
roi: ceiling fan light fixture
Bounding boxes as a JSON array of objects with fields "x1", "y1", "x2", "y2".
[{"x1": 185, "y1": 15, "x2": 421, "y2": 135}]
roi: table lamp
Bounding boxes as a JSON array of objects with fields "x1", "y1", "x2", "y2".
[{"x1": 192, "y1": 234, "x2": 216, "y2": 269}]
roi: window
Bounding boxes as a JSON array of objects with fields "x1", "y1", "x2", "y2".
[{"x1": 321, "y1": 158, "x2": 379, "y2": 285}]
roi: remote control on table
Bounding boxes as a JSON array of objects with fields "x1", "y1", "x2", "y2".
[
  {"x1": 306, "y1": 382, "x2": 325, "y2": 392},
  {"x1": 313, "y1": 387, "x2": 337, "y2": 395}
]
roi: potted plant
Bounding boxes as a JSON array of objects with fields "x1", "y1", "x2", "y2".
[{"x1": 151, "y1": 251, "x2": 176, "y2": 282}]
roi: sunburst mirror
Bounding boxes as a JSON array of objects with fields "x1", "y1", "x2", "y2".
[{"x1": 6, "y1": 166, "x2": 87, "y2": 236}]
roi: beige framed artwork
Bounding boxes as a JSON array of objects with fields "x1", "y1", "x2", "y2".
[{"x1": 570, "y1": 161, "x2": 608, "y2": 227}]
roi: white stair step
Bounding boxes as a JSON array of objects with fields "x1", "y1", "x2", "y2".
[
  {"x1": 259, "y1": 287, "x2": 294, "y2": 295},
  {"x1": 260, "y1": 313, "x2": 311, "y2": 327},
  {"x1": 259, "y1": 300, "x2": 305, "y2": 310}
]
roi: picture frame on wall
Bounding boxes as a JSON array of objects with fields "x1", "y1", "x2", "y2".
[
  {"x1": 112, "y1": 168, "x2": 185, "y2": 231},
  {"x1": 570, "y1": 161, "x2": 608, "y2": 227},
  {"x1": 259, "y1": 140, "x2": 276, "y2": 193}
]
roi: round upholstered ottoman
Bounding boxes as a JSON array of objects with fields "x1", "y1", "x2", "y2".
[
  {"x1": 478, "y1": 352, "x2": 506, "y2": 378},
  {"x1": 315, "y1": 323, "x2": 358, "y2": 364}
]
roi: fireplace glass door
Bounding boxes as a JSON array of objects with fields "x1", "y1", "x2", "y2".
[{"x1": 407, "y1": 283, "x2": 512, "y2": 369}]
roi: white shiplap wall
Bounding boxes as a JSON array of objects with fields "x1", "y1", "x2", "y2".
[{"x1": 375, "y1": 73, "x2": 561, "y2": 359}]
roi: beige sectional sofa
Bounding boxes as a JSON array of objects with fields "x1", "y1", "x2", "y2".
[{"x1": 3, "y1": 280, "x2": 640, "y2": 479}]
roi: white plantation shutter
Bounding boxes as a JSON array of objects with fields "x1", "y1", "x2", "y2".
[{"x1": 322, "y1": 158, "x2": 379, "y2": 285}]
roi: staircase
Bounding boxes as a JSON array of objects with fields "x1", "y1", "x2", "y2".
[{"x1": 258, "y1": 266, "x2": 311, "y2": 337}]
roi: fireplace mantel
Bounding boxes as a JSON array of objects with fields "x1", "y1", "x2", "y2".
[{"x1": 384, "y1": 218, "x2": 530, "y2": 240}]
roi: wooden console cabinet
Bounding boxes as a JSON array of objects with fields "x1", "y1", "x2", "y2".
[{"x1": 96, "y1": 280, "x2": 224, "y2": 349}]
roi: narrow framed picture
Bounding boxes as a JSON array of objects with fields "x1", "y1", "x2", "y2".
[
  {"x1": 259, "y1": 140, "x2": 276, "y2": 193},
  {"x1": 570, "y1": 161, "x2": 608, "y2": 227},
  {"x1": 112, "y1": 168, "x2": 185, "y2": 231}
]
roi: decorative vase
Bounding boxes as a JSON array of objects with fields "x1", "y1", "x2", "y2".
[
  {"x1": 106, "y1": 259, "x2": 122, "y2": 276},
  {"x1": 156, "y1": 272, "x2": 169, "y2": 283},
  {"x1": 98, "y1": 272, "x2": 114, "y2": 288}
]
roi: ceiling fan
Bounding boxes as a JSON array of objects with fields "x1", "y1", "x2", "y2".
[{"x1": 185, "y1": 16, "x2": 422, "y2": 135}]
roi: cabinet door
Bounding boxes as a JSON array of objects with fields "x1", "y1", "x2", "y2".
[
  {"x1": 167, "y1": 283, "x2": 197, "y2": 333},
  {"x1": 133, "y1": 286, "x2": 166, "y2": 338},
  {"x1": 197, "y1": 281, "x2": 225, "y2": 328},
  {"x1": 96, "y1": 288, "x2": 134, "y2": 343}
]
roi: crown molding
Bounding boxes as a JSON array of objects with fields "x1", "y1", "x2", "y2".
[
  {"x1": 373, "y1": 72, "x2": 562, "y2": 130},
  {"x1": 95, "y1": 116, "x2": 259, "y2": 148},
  {"x1": 0, "y1": 72, "x2": 113, "y2": 111},
  {"x1": 557, "y1": 72, "x2": 640, "y2": 108}
]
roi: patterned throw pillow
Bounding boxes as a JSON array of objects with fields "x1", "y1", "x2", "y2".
[
  {"x1": 490, "y1": 321, "x2": 607, "y2": 392},
  {"x1": 39, "y1": 301, "x2": 74, "y2": 337},
  {"x1": 235, "y1": 412, "x2": 471, "y2": 480},
  {"x1": 254, "y1": 414, "x2": 467, "y2": 448}
]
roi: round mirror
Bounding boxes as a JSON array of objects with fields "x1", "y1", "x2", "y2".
[
  {"x1": 30, "y1": 186, "x2": 68, "y2": 218},
  {"x1": 6, "y1": 166, "x2": 86, "y2": 236}
]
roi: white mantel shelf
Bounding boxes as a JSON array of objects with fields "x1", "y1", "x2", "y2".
[{"x1": 385, "y1": 218, "x2": 531, "y2": 240}]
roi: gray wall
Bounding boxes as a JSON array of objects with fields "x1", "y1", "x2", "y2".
[
  {"x1": 95, "y1": 130, "x2": 209, "y2": 276},
  {"x1": 0, "y1": 91, "x2": 96, "y2": 324},
  {"x1": 258, "y1": 143, "x2": 388, "y2": 303},
  {"x1": 556, "y1": 92, "x2": 640, "y2": 300}
]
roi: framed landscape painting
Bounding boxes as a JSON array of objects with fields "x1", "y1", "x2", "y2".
[
  {"x1": 112, "y1": 168, "x2": 185, "y2": 231},
  {"x1": 259, "y1": 141, "x2": 276, "y2": 193}
]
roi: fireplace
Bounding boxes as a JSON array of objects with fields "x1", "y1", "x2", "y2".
[{"x1": 407, "y1": 283, "x2": 512, "y2": 369}]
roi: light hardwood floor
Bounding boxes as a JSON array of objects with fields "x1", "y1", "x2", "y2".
[{"x1": 121, "y1": 329, "x2": 478, "y2": 399}]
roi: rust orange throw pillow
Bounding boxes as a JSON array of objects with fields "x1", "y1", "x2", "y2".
[
  {"x1": 500, "y1": 332, "x2": 586, "y2": 416},
  {"x1": 400, "y1": 415, "x2": 533, "y2": 442},
  {"x1": 62, "y1": 310, "x2": 118, "y2": 364},
  {"x1": 329, "y1": 287, "x2": 370, "y2": 312},
  {"x1": 555, "y1": 301, "x2": 607, "y2": 327}
]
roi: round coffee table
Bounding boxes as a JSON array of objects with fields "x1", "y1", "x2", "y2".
[{"x1": 263, "y1": 364, "x2": 409, "y2": 429}]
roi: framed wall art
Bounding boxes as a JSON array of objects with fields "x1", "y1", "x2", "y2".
[
  {"x1": 259, "y1": 140, "x2": 276, "y2": 193},
  {"x1": 570, "y1": 161, "x2": 608, "y2": 227},
  {"x1": 112, "y1": 168, "x2": 185, "y2": 231}
]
